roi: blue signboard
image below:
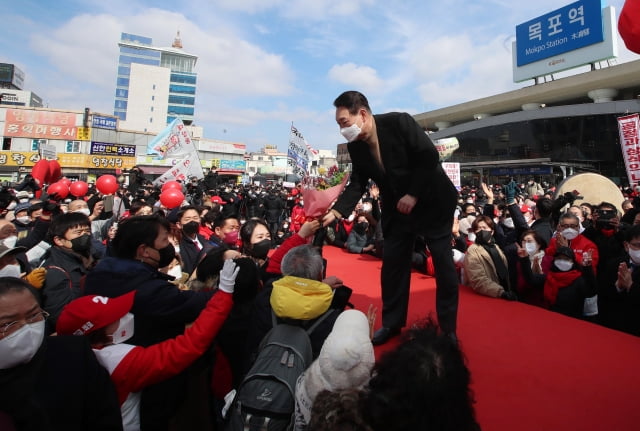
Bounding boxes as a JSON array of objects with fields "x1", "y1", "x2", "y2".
[
  {"x1": 516, "y1": 0, "x2": 604, "y2": 67},
  {"x1": 90, "y1": 142, "x2": 136, "y2": 157},
  {"x1": 92, "y1": 115, "x2": 118, "y2": 130},
  {"x1": 219, "y1": 159, "x2": 246, "y2": 170}
]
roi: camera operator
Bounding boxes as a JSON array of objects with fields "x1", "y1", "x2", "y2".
[
  {"x1": 15, "y1": 173, "x2": 41, "y2": 194},
  {"x1": 582, "y1": 202, "x2": 627, "y2": 276},
  {"x1": 186, "y1": 176, "x2": 205, "y2": 206}
]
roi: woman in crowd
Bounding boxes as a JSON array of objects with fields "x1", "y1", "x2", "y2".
[{"x1": 463, "y1": 215, "x2": 517, "y2": 300}]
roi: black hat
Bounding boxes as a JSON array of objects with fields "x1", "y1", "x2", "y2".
[{"x1": 554, "y1": 246, "x2": 575, "y2": 260}]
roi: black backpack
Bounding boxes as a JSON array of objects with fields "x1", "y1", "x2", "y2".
[{"x1": 224, "y1": 310, "x2": 334, "y2": 431}]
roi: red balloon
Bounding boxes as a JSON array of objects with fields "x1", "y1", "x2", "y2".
[
  {"x1": 31, "y1": 159, "x2": 50, "y2": 185},
  {"x1": 47, "y1": 181, "x2": 69, "y2": 199},
  {"x1": 59, "y1": 177, "x2": 72, "y2": 187},
  {"x1": 69, "y1": 181, "x2": 89, "y2": 197},
  {"x1": 160, "y1": 189, "x2": 184, "y2": 209},
  {"x1": 96, "y1": 174, "x2": 119, "y2": 195},
  {"x1": 48, "y1": 160, "x2": 62, "y2": 183},
  {"x1": 161, "y1": 181, "x2": 182, "y2": 192}
]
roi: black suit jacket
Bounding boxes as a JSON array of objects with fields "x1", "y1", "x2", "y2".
[
  {"x1": 333, "y1": 112, "x2": 457, "y2": 239},
  {"x1": 179, "y1": 234, "x2": 209, "y2": 275}
]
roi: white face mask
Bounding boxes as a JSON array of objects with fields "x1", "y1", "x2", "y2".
[
  {"x1": 362, "y1": 203, "x2": 372, "y2": 212},
  {"x1": 561, "y1": 228, "x2": 579, "y2": 241},
  {"x1": 340, "y1": 122, "x2": 362, "y2": 142},
  {"x1": 524, "y1": 242, "x2": 539, "y2": 255},
  {"x1": 0, "y1": 320, "x2": 45, "y2": 369},
  {"x1": 503, "y1": 218, "x2": 514, "y2": 229},
  {"x1": 110, "y1": 312, "x2": 134, "y2": 344},
  {"x1": 74, "y1": 208, "x2": 91, "y2": 217},
  {"x1": 0, "y1": 263, "x2": 22, "y2": 278},
  {"x1": 467, "y1": 232, "x2": 476, "y2": 242},
  {"x1": 16, "y1": 216, "x2": 31, "y2": 225},
  {"x1": 629, "y1": 248, "x2": 640, "y2": 264},
  {"x1": 554, "y1": 259, "x2": 574, "y2": 272},
  {"x1": 167, "y1": 264, "x2": 183, "y2": 280},
  {"x1": 2, "y1": 236, "x2": 17, "y2": 249}
]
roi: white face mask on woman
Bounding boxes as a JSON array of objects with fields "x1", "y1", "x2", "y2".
[
  {"x1": 554, "y1": 259, "x2": 574, "y2": 272},
  {"x1": 0, "y1": 263, "x2": 21, "y2": 278},
  {"x1": 524, "y1": 242, "x2": 539, "y2": 255}
]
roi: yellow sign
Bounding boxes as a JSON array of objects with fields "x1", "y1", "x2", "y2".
[
  {"x1": 57, "y1": 154, "x2": 136, "y2": 170},
  {"x1": 0, "y1": 151, "x2": 42, "y2": 167},
  {"x1": 77, "y1": 127, "x2": 91, "y2": 141}
]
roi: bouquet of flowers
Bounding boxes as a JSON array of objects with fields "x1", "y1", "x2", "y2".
[{"x1": 300, "y1": 167, "x2": 349, "y2": 219}]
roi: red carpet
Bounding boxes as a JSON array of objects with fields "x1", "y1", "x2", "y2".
[{"x1": 322, "y1": 245, "x2": 640, "y2": 431}]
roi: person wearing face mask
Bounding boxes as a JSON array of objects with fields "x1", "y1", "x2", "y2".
[
  {"x1": 0, "y1": 277, "x2": 124, "y2": 431},
  {"x1": 239, "y1": 219, "x2": 274, "y2": 279},
  {"x1": 511, "y1": 230, "x2": 548, "y2": 307},
  {"x1": 177, "y1": 205, "x2": 211, "y2": 275},
  {"x1": 83, "y1": 214, "x2": 221, "y2": 430},
  {"x1": 346, "y1": 214, "x2": 376, "y2": 255},
  {"x1": 40, "y1": 212, "x2": 95, "y2": 334},
  {"x1": 518, "y1": 245, "x2": 596, "y2": 318},
  {"x1": 210, "y1": 215, "x2": 241, "y2": 250},
  {"x1": 323, "y1": 91, "x2": 459, "y2": 345},
  {"x1": 57, "y1": 261, "x2": 239, "y2": 431},
  {"x1": 597, "y1": 224, "x2": 640, "y2": 335},
  {"x1": 542, "y1": 212, "x2": 599, "y2": 281},
  {"x1": 11, "y1": 202, "x2": 34, "y2": 240},
  {"x1": 463, "y1": 216, "x2": 516, "y2": 300}
]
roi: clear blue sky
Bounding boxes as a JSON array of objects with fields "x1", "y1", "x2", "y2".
[{"x1": 1, "y1": 0, "x2": 636, "y2": 153}]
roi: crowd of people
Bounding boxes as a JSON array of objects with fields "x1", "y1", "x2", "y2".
[{"x1": 2, "y1": 151, "x2": 640, "y2": 430}]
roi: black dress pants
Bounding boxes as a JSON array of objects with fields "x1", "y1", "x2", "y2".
[{"x1": 381, "y1": 230, "x2": 459, "y2": 334}]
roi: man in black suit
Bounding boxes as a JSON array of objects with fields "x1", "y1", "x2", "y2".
[
  {"x1": 322, "y1": 91, "x2": 459, "y2": 344},
  {"x1": 177, "y1": 206, "x2": 210, "y2": 275}
]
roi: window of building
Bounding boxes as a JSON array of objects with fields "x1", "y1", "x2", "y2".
[
  {"x1": 2, "y1": 138, "x2": 11, "y2": 151},
  {"x1": 150, "y1": 106, "x2": 154, "y2": 112},
  {"x1": 152, "y1": 84, "x2": 156, "y2": 90},
  {"x1": 151, "y1": 95, "x2": 155, "y2": 101},
  {"x1": 150, "y1": 118, "x2": 153, "y2": 123},
  {"x1": 65, "y1": 141, "x2": 81, "y2": 153},
  {"x1": 31, "y1": 139, "x2": 46, "y2": 151}
]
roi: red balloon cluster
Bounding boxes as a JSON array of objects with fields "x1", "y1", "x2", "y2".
[
  {"x1": 96, "y1": 175, "x2": 119, "y2": 195},
  {"x1": 160, "y1": 188, "x2": 184, "y2": 209},
  {"x1": 161, "y1": 181, "x2": 182, "y2": 192}
]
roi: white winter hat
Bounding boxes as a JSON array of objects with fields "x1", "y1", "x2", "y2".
[{"x1": 304, "y1": 309, "x2": 374, "y2": 398}]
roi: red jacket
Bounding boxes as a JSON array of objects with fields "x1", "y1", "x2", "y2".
[
  {"x1": 93, "y1": 292, "x2": 233, "y2": 429},
  {"x1": 542, "y1": 234, "x2": 599, "y2": 274}
]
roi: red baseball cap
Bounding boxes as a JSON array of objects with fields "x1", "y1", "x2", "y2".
[
  {"x1": 520, "y1": 205, "x2": 531, "y2": 213},
  {"x1": 211, "y1": 196, "x2": 227, "y2": 204},
  {"x1": 56, "y1": 291, "x2": 135, "y2": 336}
]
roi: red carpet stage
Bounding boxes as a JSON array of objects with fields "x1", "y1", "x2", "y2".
[{"x1": 322, "y1": 245, "x2": 640, "y2": 431}]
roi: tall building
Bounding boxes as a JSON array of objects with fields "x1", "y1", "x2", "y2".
[{"x1": 114, "y1": 32, "x2": 197, "y2": 133}]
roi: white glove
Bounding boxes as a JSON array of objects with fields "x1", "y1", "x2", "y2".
[{"x1": 218, "y1": 259, "x2": 240, "y2": 294}]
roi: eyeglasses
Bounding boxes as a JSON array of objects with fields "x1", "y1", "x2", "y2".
[
  {"x1": 0, "y1": 310, "x2": 49, "y2": 339},
  {"x1": 559, "y1": 224, "x2": 579, "y2": 229}
]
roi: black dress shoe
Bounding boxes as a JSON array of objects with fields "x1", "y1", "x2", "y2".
[{"x1": 372, "y1": 327, "x2": 401, "y2": 346}]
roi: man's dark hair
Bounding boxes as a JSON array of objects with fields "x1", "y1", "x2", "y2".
[
  {"x1": 129, "y1": 199, "x2": 151, "y2": 216},
  {"x1": 625, "y1": 224, "x2": 640, "y2": 242},
  {"x1": 362, "y1": 318, "x2": 480, "y2": 431},
  {"x1": 309, "y1": 389, "x2": 372, "y2": 431},
  {"x1": 176, "y1": 205, "x2": 200, "y2": 222},
  {"x1": 46, "y1": 212, "x2": 91, "y2": 243},
  {"x1": 0, "y1": 276, "x2": 34, "y2": 298},
  {"x1": 333, "y1": 91, "x2": 372, "y2": 115},
  {"x1": 111, "y1": 215, "x2": 170, "y2": 259},
  {"x1": 535, "y1": 197, "x2": 553, "y2": 218}
]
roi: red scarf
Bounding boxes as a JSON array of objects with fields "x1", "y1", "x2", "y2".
[{"x1": 543, "y1": 269, "x2": 581, "y2": 306}]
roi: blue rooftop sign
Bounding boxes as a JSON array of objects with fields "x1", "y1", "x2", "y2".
[{"x1": 516, "y1": 0, "x2": 604, "y2": 67}]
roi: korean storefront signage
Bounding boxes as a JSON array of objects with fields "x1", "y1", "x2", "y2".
[
  {"x1": 3, "y1": 109, "x2": 80, "y2": 140},
  {"x1": 90, "y1": 142, "x2": 136, "y2": 157}
]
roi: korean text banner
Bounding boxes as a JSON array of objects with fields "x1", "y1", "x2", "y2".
[
  {"x1": 618, "y1": 114, "x2": 640, "y2": 186},
  {"x1": 146, "y1": 118, "x2": 197, "y2": 159},
  {"x1": 4, "y1": 108, "x2": 80, "y2": 140},
  {"x1": 287, "y1": 125, "x2": 310, "y2": 178},
  {"x1": 153, "y1": 152, "x2": 204, "y2": 186}
]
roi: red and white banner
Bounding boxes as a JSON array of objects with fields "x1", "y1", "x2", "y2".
[
  {"x1": 152, "y1": 152, "x2": 204, "y2": 187},
  {"x1": 618, "y1": 114, "x2": 640, "y2": 186}
]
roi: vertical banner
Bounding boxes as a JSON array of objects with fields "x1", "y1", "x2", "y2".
[
  {"x1": 618, "y1": 114, "x2": 640, "y2": 186},
  {"x1": 287, "y1": 125, "x2": 311, "y2": 178},
  {"x1": 441, "y1": 162, "x2": 461, "y2": 189}
]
